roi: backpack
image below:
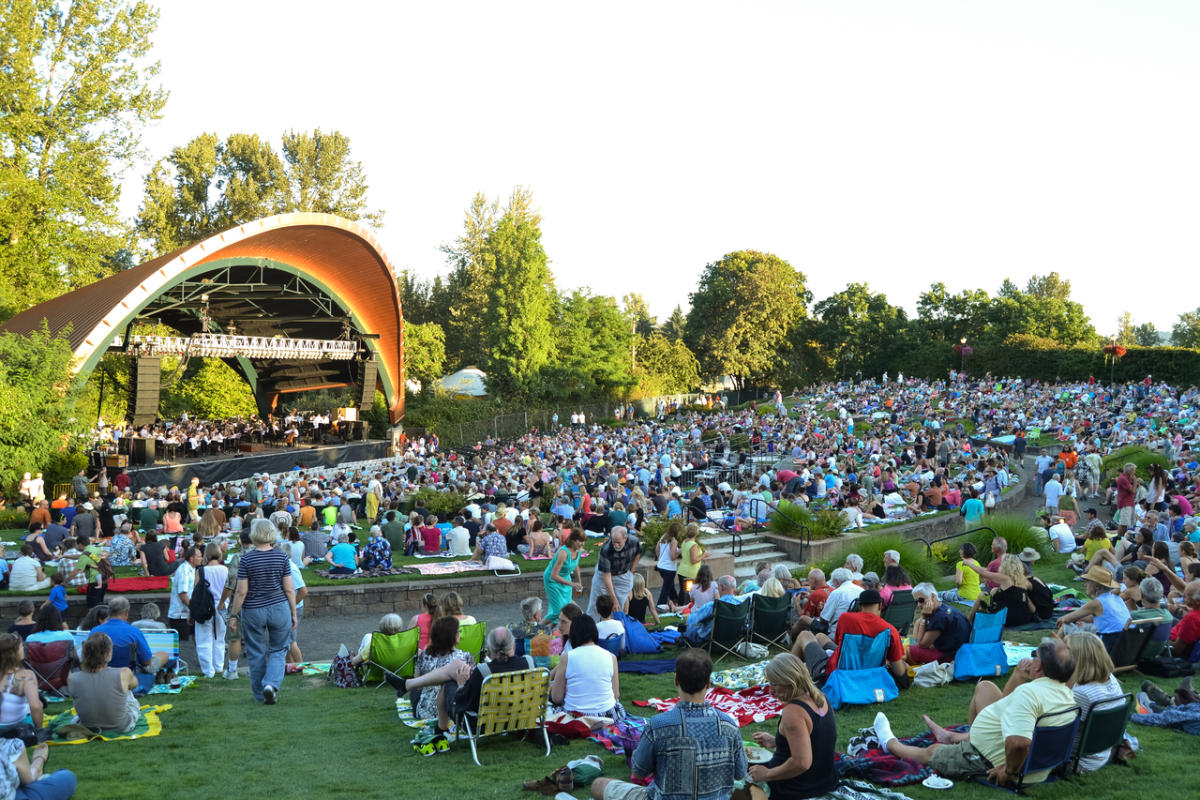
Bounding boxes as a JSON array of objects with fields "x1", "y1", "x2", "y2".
[{"x1": 189, "y1": 566, "x2": 215, "y2": 624}]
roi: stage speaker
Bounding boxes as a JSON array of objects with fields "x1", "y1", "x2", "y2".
[
  {"x1": 358, "y1": 358, "x2": 377, "y2": 410},
  {"x1": 127, "y1": 357, "x2": 162, "y2": 426},
  {"x1": 131, "y1": 437, "x2": 155, "y2": 466}
]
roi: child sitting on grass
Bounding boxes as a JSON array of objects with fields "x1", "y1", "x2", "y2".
[
  {"x1": 43, "y1": 573, "x2": 68, "y2": 615},
  {"x1": 622, "y1": 573, "x2": 660, "y2": 626}
]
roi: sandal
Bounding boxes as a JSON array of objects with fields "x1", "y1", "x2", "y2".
[{"x1": 521, "y1": 766, "x2": 573, "y2": 795}]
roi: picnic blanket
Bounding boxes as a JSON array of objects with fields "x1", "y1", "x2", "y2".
[
  {"x1": 1003, "y1": 641, "x2": 1036, "y2": 665},
  {"x1": 711, "y1": 659, "x2": 770, "y2": 690},
  {"x1": 314, "y1": 567, "x2": 409, "y2": 579},
  {"x1": 835, "y1": 724, "x2": 970, "y2": 785},
  {"x1": 587, "y1": 715, "x2": 648, "y2": 758},
  {"x1": 45, "y1": 703, "x2": 171, "y2": 745},
  {"x1": 80, "y1": 576, "x2": 169, "y2": 593},
  {"x1": 286, "y1": 661, "x2": 332, "y2": 676},
  {"x1": 635, "y1": 684, "x2": 782, "y2": 727},
  {"x1": 146, "y1": 675, "x2": 197, "y2": 695},
  {"x1": 401, "y1": 560, "x2": 495, "y2": 576}
]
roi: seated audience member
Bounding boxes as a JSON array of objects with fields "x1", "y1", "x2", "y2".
[
  {"x1": 445, "y1": 517, "x2": 470, "y2": 556},
  {"x1": 9, "y1": 545, "x2": 50, "y2": 592},
  {"x1": 790, "y1": 569, "x2": 831, "y2": 641},
  {"x1": 964, "y1": 554, "x2": 1037, "y2": 627},
  {"x1": 419, "y1": 516, "x2": 443, "y2": 554},
  {"x1": 795, "y1": 568, "x2": 863, "y2": 638},
  {"x1": 383, "y1": 617, "x2": 474, "y2": 750},
  {"x1": 451, "y1": 628, "x2": 536, "y2": 719},
  {"x1": 361, "y1": 525, "x2": 393, "y2": 570},
  {"x1": 689, "y1": 565, "x2": 718, "y2": 607},
  {"x1": 300, "y1": 522, "x2": 329, "y2": 561},
  {"x1": 549, "y1": 615, "x2": 622, "y2": 721},
  {"x1": 1055, "y1": 566, "x2": 1131, "y2": 650},
  {"x1": 595, "y1": 594, "x2": 624, "y2": 653},
  {"x1": 1064, "y1": 632, "x2": 1124, "y2": 773},
  {"x1": 409, "y1": 593, "x2": 439, "y2": 650},
  {"x1": 349, "y1": 613, "x2": 406, "y2": 668},
  {"x1": 324, "y1": 532, "x2": 359, "y2": 575},
  {"x1": 590, "y1": 649, "x2": 747, "y2": 800},
  {"x1": 25, "y1": 606, "x2": 75, "y2": 657},
  {"x1": 622, "y1": 573, "x2": 661, "y2": 626},
  {"x1": 78, "y1": 604, "x2": 109, "y2": 631},
  {"x1": 438, "y1": 591, "x2": 477, "y2": 626},
  {"x1": 69, "y1": 632, "x2": 141, "y2": 734},
  {"x1": 873, "y1": 638, "x2": 1077, "y2": 786},
  {"x1": 942, "y1": 542, "x2": 982, "y2": 604},
  {"x1": 473, "y1": 523, "x2": 509, "y2": 563},
  {"x1": 906, "y1": 583, "x2": 971, "y2": 664},
  {"x1": 138, "y1": 533, "x2": 173, "y2": 577},
  {"x1": 791, "y1": 589, "x2": 907, "y2": 686},
  {"x1": 0, "y1": 634, "x2": 43, "y2": 730},
  {"x1": 1169, "y1": 582, "x2": 1200, "y2": 658},
  {"x1": 132, "y1": 603, "x2": 168, "y2": 632},
  {"x1": 880, "y1": 565, "x2": 913, "y2": 607},
  {"x1": 682, "y1": 575, "x2": 744, "y2": 646},
  {"x1": 92, "y1": 596, "x2": 169, "y2": 677},
  {"x1": 552, "y1": 603, "x2": 583, "y2": 655},
  {"x1": 0, "y1": 738, "x2": 73, "y2": 799},
  {"x1": 509, "y1": 597, "x2": 554, "y2": 641},
  {"x1": 108, "y1": 523, "x2": 139, "y2": 567},
  {"x1": 6, "y1": 601, "x2": 36, "y2": 641}
]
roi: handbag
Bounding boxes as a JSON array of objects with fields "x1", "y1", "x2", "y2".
[{"x1": 912, "y1": 660, "x2": 953, "y2": 687}]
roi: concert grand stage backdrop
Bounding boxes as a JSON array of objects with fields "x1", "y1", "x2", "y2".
[{"x1": 0, "y1": 214, "x2": 406, "y2": 426}]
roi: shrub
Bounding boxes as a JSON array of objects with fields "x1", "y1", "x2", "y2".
[
  {"x1": 43, "y1": 450, "x2": 89, "y2": 496},
  {"x1": 810, "y1": 509, "x2": 849, "y2": 539},
  {"x1": 815, "y1": 535, "x2": 944, "y2": 585},
  {"x1": 727, "y1": 433, "x2": 751, "y2": 451},
  {"x1": 766, "y1": 500, "x2": 809, "y2": 538},
  {"x1": 405, "y1": 489, "x2": 466, "y2": 519},
  {"x1": 0, "y1": 508, "x2": 29, "y2": 530},
  {"x1": 700, "y1": 429, "x2": 719, "y2": 441},
  {"x1": 964, "y1": 514, "x2": 1053, "y2": 563},
  {"x1": 638, "y1": 518, "x2": 671, "y2": 550},
  {"x1": 1101, "y1": 445, "x2": 1169, "y2": 483}
]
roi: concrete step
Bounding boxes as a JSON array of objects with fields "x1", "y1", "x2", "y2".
[{"x1": 734, "y1": 560, "x2": 800, "y2": 579}]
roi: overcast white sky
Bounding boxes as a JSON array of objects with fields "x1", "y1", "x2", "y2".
[{"x1": 118, "y1": 1, "x2": 1199, "y2": 335}]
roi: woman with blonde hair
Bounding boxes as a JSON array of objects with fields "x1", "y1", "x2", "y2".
[
  {"x1": 758, "y1": 577, "x2": 786, "y2": 598},
  {"x1": 964, "y1": 553, "x2": 1036, "y2": 626},
  {"x1": 622, "y1": 573, "x2": 660, "y2": 626},
  {"x1": 746, "y1": 652, "x2": 837, "y2": 798},
  {"x1": 196, "y1": 509, "x2": 222, "y2": 539},
  {"x1": 1064, "y1": 631, "x2": 1124, "y2": 772},
  {"x1": 437, "y1": 590, "x2": 476, "y2": 625}
]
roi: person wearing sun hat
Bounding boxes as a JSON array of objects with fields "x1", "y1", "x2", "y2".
[{"x1": 1055, "y1": 564, "x2": 1131, "y2": 650}]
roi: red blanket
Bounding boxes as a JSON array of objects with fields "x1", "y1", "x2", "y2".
[
  {"x1": 634, "y1": 684, "x2": 783, "y2": 726},
  {"x1": 76, "y1": 576, "x2": 170, "y2": 593}
]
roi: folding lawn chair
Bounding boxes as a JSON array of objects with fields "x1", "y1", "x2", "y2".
[
  {"x1": 881, "y1": 590, "x2": 917, "y2": 636},
  {"x1": 748, "y1": 594, "x2": 791, "y2": 650},
  {"x1": 975, "y1": 706, "x2": 1080, "y2": 793},
  {"x1": 458, "y1": 621, "x2": 487, "y2": 661},
  {"x1": 457, "y1": 667, "x2": 551, "y2": 766},
  {"x1": 23, "y1": 640, "x2": 77, "y2": 700},
  {"x1": 705, "y1": 599, "x2": 749, "y2": 662},
  {"x1": 1067, "y1": 693, "x2": 1134, "y2": 775},
  {"x1": 953, "y1": 608, "x2": 1008, "y2": 681},
  {"x1": 361, "y1": 627, "x2": 419, "y2": 688},
  {"x1": 1109, "y1": 621, "x2": 1155, "y2": 673},
  {"x1": 822, "y1": 630, "x2": 900, "y2": 710}
]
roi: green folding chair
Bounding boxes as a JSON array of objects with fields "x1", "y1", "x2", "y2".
[
  {"x1": 458, "y1": 621, "x2": 487, "y2": 661},
  {"x1": 882, "y1": 590, "x2": 917, "y2": 636},
  {"x1": 749, "y1": 594, "x2": 792, "y2": 650},
  {"x1": 706, "y1": 599, "x2": 749, "y2": 662},
  {"x1": 361, "y1": 627, "x2": 419, "y2": 687},
  {"x1": 1068, "y1": 694, "x2": 1134, "y2": 775}
]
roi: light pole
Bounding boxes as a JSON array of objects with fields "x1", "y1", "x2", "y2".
[{"x1": 960, "y1": 337, "x2": 967, "y2": 375}]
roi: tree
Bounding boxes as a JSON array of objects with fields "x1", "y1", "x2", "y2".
[
  {"x1": 622, "y1": 293, "x2": 656, "y2": 337},
  {"x1": 160, "y1": 359, "x2": 256, "y2": 420},
  {"x1": 403, "y1": 321, "x2": 446, "y2": 391},
  {"x1": 549, "y1": 291, "x2": 635, "y2": 398},
  {"x1": 811, "y1": 283, "x2": 907, "y2": 379},
  {"x1": 659, "y1": 306, "x2": 686, "y2": 342},
  {"x1": 985, "y1": 272, "x2": 1096, "y2": 345},
  {"x1": 684, "y1": 251, "x2": 810, "y2": 386},
  {"x1": 0, "y1": 0, "x2": 167, "y2": 320},
  {"x1": 1172, "y1": 308, "x2": 1200, "y2": 349},
  {"x1": 480, "y1": 208, "x2": 556, "y2": 395},
  {"x1": 633, "y1": 333, "x2": 700, "y2": 396},
  {"x1": 1115, "y1": 312, "x2": 1136, "y2": 345},
  {"x1": 136, "y1": 129, "x2": 381, "y2": 256},
  {"x1": 1133, "y1": 322, "x2": 1161, "y2": 347},
  {"x1": 0, "y1": 323, "x2": 85, "y2": 491},
  {"x1": 915, "y1": 282, "x2": 991, "y2": 344}
]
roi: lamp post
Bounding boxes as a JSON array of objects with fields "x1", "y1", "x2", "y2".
[{"x1": 960, "y1": 337, "x2": 967, "y2": 375}]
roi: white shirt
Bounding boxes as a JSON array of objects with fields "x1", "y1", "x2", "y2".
[
  {"x1": 1043, "y1": 480, "x2": 1063, "y2": 506},
  {"x1": 1049, "y1": 523, "x2": 1076, "y2": 554},
  {"x1": 169, "y1": 563, "x2": 196, "y2": 619},
  {"x1": 820, "y1": 581, "x2": 864, "y2": 637},
  {"x1": 446, "y1": 526, "x2": 470, "y2": 555}
]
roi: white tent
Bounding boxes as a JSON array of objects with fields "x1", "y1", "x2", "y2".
[{"x1": 437, "y1": 367, "x2": 488, "y2": 397}]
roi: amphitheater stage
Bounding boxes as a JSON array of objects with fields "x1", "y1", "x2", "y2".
[{"x1": 125, "y1": 439, "x2": 392, "y2": 489}]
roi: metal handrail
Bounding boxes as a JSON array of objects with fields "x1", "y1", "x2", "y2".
[
  {"x1": 923, "y1": 525, "x2": 998, "y2": 560},
  {"x1": 754, "y1": 499, "x2": 812, "y2": 564}
]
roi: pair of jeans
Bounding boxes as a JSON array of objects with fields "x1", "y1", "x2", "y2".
[
  {"x1": 241, "y1": 601, "x2": 291, "y2": 701},
  {"x1": 16, "y1": 770, "x2": 76, "y2": 800},
  {"x1": 656, "y1": 567, "x2": 677, "y2": 606}
]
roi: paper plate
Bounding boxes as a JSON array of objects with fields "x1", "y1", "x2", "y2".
[
  {"x1": 922, "y1": 775, "x2": 953, "y2": 789},
  {"x1": 743, "y1": 745, "x2": 772, "y2": 764}
]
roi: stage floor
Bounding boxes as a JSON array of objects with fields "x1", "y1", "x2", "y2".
[{"x1": 125, "y1": 439, "x2": 392, "y2": 489}]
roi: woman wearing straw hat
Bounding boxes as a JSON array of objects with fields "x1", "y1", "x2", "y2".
[{"x1": 1055, "y1": 565, "x2": 1131, "y2": 651}]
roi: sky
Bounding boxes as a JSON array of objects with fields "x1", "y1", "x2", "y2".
[{"x1": 117, "y1": 1, "x2": 1200, "y2": 335}]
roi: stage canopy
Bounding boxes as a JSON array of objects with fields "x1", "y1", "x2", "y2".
[{"x1": 0, "y1": 213, "x2": 406, "y2": 424}]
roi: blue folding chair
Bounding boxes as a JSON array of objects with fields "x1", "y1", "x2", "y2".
[
  {"x1": 954, "y1": 609, "x2": 1009, "y2": 681},
  {"x1": 822, "y1": 630, "x2": 899, "y2": 710},
  {"x1": 976, "y1": 706, "x2": 1081, "y2": 793}
]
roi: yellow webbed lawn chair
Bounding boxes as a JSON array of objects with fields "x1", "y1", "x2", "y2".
[
  {"x1": 361, "y1": 627, "x2": 419, "y2": 688},
  {"x1": 458, "y1": 666, "x2": 551, "y2": 766}
]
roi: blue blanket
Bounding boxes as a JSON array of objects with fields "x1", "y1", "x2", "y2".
[{"x1": 1131, "y1": 702, "x2": 1200, "y2": 735}]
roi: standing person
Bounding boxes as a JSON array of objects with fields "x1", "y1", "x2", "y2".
[
  {"x1": 167, "y1": 547, "x2": 202, "y2": 642},
  {"x1": 585, "y1": 526, "x2": 641, "y2": 619},
  {"x1": 744, "y1": 652, "x2": 838, "y2": 799},
  {"x1": 654, "y1": 521, "x2": 682, "y2": 609},
  {"x1": 228, "y1": 520, "x2": 297, "y2": 705},
  {"x1": 589, "y1": 648, "x2": 747, "y2": 800},
  {"x1": 1115, "y1": 463, "x2": 1138, "y2": 538},
  {"x1": 676, "y1": 523, "x2": 709, "y2": 603},
  {"x1": 186, "y1": 476, "x2": 201, "y2": 524},
  {"x1": 543, "y1": 528, "x2": 585, "y2": 624},
  {"x1": 194, "y1": 544, "x2": 228, "y2": 678},
  {"x1": 218, "y1": 530, "x2": 252, "y2": 680}
]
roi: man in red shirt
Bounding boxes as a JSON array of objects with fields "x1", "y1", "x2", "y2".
[
  {"x1": 1115, "y1": 463, "x2": 1138, "y2": 535},
  {"x1": 1170, "y1": 583, "x2": 1200, "y2": 658},
  {"x1": 791, "y1": 589, "x2": 907, "y2": 686},
  {"x1": 113, "y1": 468, "x2": 131, "y2": 494}
]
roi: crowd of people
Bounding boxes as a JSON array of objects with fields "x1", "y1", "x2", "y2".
[{"x1": 4, "y1": 373, "x2": 1200, "y2": 797}]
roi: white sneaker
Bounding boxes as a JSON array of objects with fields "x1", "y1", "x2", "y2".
[{"x1": 222, "y1": 670, "x2": 238, "y2": 680}]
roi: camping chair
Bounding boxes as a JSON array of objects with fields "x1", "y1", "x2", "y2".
[
  {"x1": 1136, "y1": 621, "x2": 1173, "y2": 664},
  {"x1": 748, "y1": 594, "x2": 792, "y2": 650},
  {"x1": 705, "y1": 599, "x2": 750, "y2": 662},
  {"x1": 142, "y1": 629, "x2": 188, "y2": 677},
  {"x1": 976, "y1": 706, "x2": 1081, "y2": 793},
  {"x1": 822, "y1": 630, "x2": 900, "y2": 710},
  {"x1": 23, "y1": 640, "x2": 77, "y2": 700},
  {"x1": 1109, "y1": 620, "x2": 1155, "y2": 672},
  {"x1": 361, "y1": 627, "x2": 419, "y2": 687},
  {"x1": 1068, "y1": 694, "x2": 1134, "y2": 775},
  {"x1": 598, "y1": 633, "x2": 623, "y2": 658},
  {"x1": 458, "y1": 621, "x2": 487, "y2": 661},
  {"x1": 881, "y1": 590, "x2": 917, "y2": 636},
  {"x1": 457, "y1": 667, "x2": 551, "y2": 766},
  {"x1": 953, "y1": 609, "x2": 1008, "y2": 681}
]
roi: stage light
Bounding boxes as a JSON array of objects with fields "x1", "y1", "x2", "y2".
[{"x1": 128, "y1": 334, "x2": 359, "y2": 360}]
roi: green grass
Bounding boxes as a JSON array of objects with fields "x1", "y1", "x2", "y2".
[{"x1": 1102, "y1": 445, "x2": 1170, "y2": 483}]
